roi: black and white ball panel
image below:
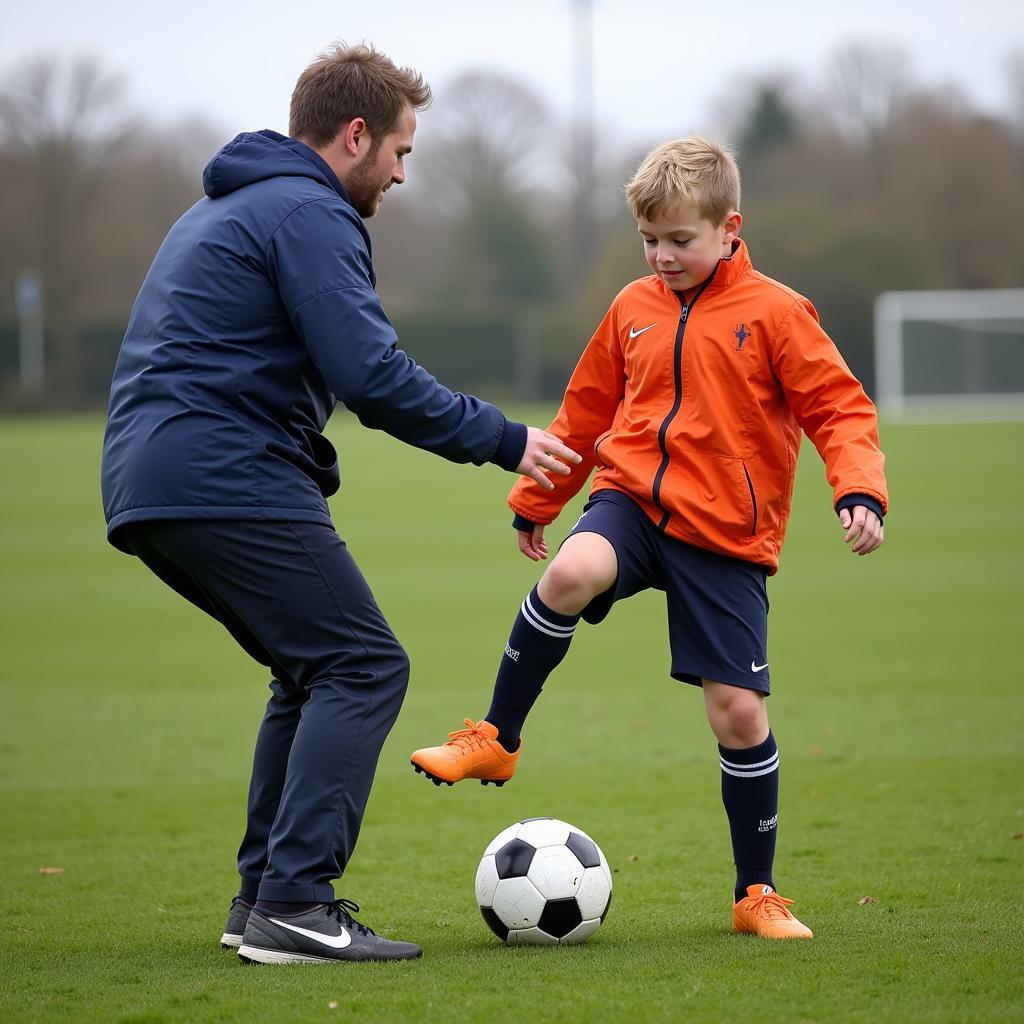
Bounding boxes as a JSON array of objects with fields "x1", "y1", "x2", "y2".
[
  {"x1": 494, "y1": 838, "x2": 535, "y2": 879},
  {"x1": 476, "y1": 817, "x2": 612, "y2": 945}
]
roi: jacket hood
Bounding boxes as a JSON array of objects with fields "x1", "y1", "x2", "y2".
[{"x1": 202, "y1": 130, "x2": 344, "y2": 199}]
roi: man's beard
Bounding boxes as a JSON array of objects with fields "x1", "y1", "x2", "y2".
[{"x1": 346, "y1": 143, "x2": 390, "y2": 218}]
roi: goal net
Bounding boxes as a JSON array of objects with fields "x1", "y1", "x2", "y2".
[{"x1": 874, "y1": 289, "x2": 1024, "y2": 420}]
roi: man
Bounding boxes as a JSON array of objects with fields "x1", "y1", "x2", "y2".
[{"x1": 101, "y1": 43, "x2": 579, "y2": 965}]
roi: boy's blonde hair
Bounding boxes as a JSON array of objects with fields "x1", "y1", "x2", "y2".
[{"x1": 625, "y1": 137, "x2": 741, "y2": 225}]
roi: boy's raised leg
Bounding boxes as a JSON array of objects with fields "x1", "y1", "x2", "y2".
[
  {"x1": 410, "y1": 533, "x2": 616, "y2": 786},
  {"x1": 409, "y1": 585, "x2": 581, "y2": 785}
]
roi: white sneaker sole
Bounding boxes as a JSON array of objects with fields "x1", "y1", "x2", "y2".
[
  {"x1": 220, "y1": 932, "x2": 243, "y2": 948},
  {"x1": 237, "y1": 944, "x2": 336, "y2": 964}
]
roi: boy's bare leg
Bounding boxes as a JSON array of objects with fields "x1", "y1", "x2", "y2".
[
  {"x1": 704, "y1": 679, "x2": 811, "y2": 938},
  {"x1": 410, "y1": 533, "x2": 617, "y2": 784}
]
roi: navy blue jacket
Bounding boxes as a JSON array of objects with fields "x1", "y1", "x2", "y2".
[{"x1": 102, "y1": 131, "x2": 526, "y2": 550}]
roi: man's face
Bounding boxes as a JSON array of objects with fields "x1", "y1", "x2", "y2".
[
  {"x1": 346, "y1": 105, "x2": 416, "y2": 218},
  {"x1": 638, "y1": 201, "x2": 741, "y2": 293}
]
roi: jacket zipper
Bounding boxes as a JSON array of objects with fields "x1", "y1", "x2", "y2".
[{"x1": 651, "y1": 275, "x2": 715, "y2": 530}]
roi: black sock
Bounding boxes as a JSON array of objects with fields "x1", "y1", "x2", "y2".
[
  {"x1": 719, "y1": 730, "x2": 779, "y2": 903},
  {"x1": 485, "y1": 585, "x2": 580, "y2": 750},
  {"x1": 254, "y1": 899, "x2": 320, "y2": 916}
]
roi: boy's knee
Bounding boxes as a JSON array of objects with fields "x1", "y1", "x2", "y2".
[
  {"x1": 540, "y1": 556, "x2": 608, "y2": 613},
  {"x1": 724, "y1": 696, "x2": 765, "y2": 745},
  {"x1": 539, "y1": 535, "x2": 618, "y2": 614},
  {"x1": 725, "y1": 698, "x2": 765, "y2": 742},
  {"x1": 706, "y1": 682, "x2": 767, "y2": 747}
]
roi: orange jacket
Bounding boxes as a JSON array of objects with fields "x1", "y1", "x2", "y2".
[{"x1": 508, "y1": 240, "x2": 888, "y2": 573}]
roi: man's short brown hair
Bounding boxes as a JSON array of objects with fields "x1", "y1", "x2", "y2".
[
  {"x1": 625, "y1": 137, "x2": 741, "y2": 225},
  {"x1": 289, "y1": 43, "x2": 432, "y2": 147}
]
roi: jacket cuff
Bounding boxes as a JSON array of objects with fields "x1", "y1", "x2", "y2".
[
  {"x1": 512, "y1": 513, "x2": 537, "y2": 532},
  {"x1": 835, "y1": 493, "x2": 885, "y2": 522},
  {"x1": 492, "y1": 419, "x2": 527, "y2": 472}
]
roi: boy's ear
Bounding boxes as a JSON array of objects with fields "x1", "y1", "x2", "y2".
[{"x1": 723, "y1": 211, "x2": 743, "y2": 242}]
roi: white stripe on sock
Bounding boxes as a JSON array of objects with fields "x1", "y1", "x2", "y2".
[
  {"x1": 720, "y1": 754, "x2": 779, "y2": 779},
  {"x1": 521, "y1": 595, "x2": 576, "y2": 638},
  {"x1": 520, "y1": 602, "x2": 576, "y2": 639},
  {"x1": 720, "y1": 751, "x2": 779, "y2": 771}
]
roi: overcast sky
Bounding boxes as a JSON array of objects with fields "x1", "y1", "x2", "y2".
[{"x1": 4, "y1": 0, "x2": 1022, "y2": 152}]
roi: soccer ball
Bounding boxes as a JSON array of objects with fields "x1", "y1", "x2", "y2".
[{"x1": 475, "y1": 817, "x2": 613, "y2": 944}]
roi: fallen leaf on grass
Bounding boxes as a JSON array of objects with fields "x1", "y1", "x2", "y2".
[
  {"x1": 1013, "y1": 832, "x2": 1023, "y2": 840},
  {"x1": 857, "y1": 896, "x2": 877, "y2": 906},
  {"x1": 38, "y1": 867, "x2": 64, "y2": 875},
  {"x1": 627, "y1": 854, "x2": 640, "y2": 862}
]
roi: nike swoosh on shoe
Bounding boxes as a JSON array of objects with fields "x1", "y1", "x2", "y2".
[{"x1": 270, "y1": 918, "x2": 352, "y2": 949}]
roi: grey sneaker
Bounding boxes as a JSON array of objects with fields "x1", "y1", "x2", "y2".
[
  {"x1": 237, "y1": 899, "x2": 422, "y2": 964},
  {"x1": 220, "y1": 897, "x2": 253, "y2": 948}
]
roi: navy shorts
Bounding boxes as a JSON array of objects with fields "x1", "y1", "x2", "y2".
[{"x1": 565, "y1": 489, "x2": 771, "y2": 693}]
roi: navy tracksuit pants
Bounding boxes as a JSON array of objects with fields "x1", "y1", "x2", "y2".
[{"x1": 120, "y1": 519, "x2": 410, "y2": 903}]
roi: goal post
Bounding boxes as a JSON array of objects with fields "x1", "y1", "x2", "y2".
[{"x1": 874, "y1": 289, "x2": 1024, "y2": 421}]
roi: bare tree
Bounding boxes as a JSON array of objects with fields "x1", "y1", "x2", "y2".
[
  {"x1": 387, "y1": 70, "x2": 565, "y2": 307},
  {"x1": 825, "y1": 42, "x2": 915, "y2": 142},
  {"x1": 415, "y1": 70, "x2": 561, "y2": 214},
  {"x1": 0, "y1": 54, "x2": 136, "y2": 400}
]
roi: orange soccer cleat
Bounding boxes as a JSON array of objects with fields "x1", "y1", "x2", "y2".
[
  {"x1": 410, "y1": 719, "x2": 520, "y2": 787},
  {"x1": 732, "y1": 884, "x2": 813, "y2": 940}
]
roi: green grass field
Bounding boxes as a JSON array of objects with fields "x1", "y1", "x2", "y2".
[{"x1": 1, "y1": 412, "x2": 1021, "y2": 1023}]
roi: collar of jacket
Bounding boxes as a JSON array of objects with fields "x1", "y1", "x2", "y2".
[
  {"x1": 262, "y1": 131, "x2": 349, "y2": 202},
  {"x1": 700, "y1": 237, "x2": 753, "y2": 296},
  {"x1": 656, "y1": 237, "x2": 753, "y2": 305},
  {"x1": 709, "y1": 237, "x2": 752, "y2": 292}
]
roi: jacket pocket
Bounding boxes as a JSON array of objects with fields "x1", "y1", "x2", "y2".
[
  {"x1": 265, "y1": 426, "x2": 340, "y2": 498},
  {"x1": 593, "y1": 428, "x2": 617, "y2": 468},
  {"x1": 666, "y1": 449, "x2": 756, "y2": 543},
  {"x1": 742, "y1": 462, "x2": 758, "y2": 535}
]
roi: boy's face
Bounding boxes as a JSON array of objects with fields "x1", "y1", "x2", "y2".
[{"x1": 638, "y1": 201, "x2": 742, "y2": 293}]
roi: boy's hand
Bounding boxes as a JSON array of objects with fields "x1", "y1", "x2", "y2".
[
  {"x1": 516, "y1": 428, "x2": 581, "y2": 491},
  {"x1": 839, "y1": 505, "x2": 884, "y2": 555},
  {"x1": 517, "y1": 524, "x2": 548, "y2": 561}
]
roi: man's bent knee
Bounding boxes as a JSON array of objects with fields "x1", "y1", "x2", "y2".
[{"x1": 304, "y1": 635, "x2": 409, "y2": 697}]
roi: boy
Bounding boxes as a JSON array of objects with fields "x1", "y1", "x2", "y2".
[{"x1": 411, "y1": 138, "x2": 887, "y2": 940}]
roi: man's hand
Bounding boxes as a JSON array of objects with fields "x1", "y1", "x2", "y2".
[
  {"x1": 839, "y1": 505, "x2": 884, "y2": 555},
  {"x1": 516, "y1": 428, "x2": 581, "y2": 491},
  {"x1": 517, "y1": 524, "x2": 548, "y2": 561}
]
